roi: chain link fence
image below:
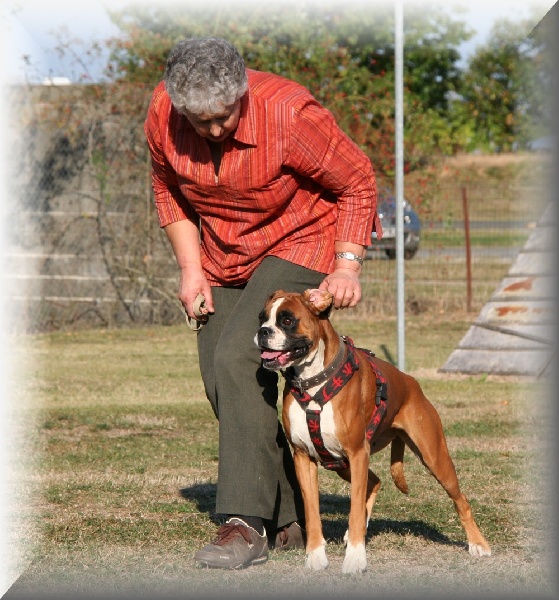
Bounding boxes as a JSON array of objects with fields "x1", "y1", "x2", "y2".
[{"x1": 2, "y1": 84, "x2": 550, "y2": 333}]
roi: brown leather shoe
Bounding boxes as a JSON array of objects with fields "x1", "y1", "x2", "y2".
[
  {"x1": 272, "y1": 521, "x2": 306, "y2": 550},
  {"x1": 194, "y1": 518, "x2": 268, "y2": 569}
]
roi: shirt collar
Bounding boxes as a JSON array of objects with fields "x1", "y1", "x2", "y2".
[{"x1": 231, "y1": 89, "x2": 257, "y2": 147}]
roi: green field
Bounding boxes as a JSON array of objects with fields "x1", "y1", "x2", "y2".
[{"x1": 421, "y1": 230, "x2": 530, "y2": 248}]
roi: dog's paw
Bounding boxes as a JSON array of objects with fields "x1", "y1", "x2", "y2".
[
  {"x1": 305, "y1": 546, "x2": 329, "y2": 570},
  {"x1": 468, "y1": 542, "x2": 492, "y2": 557},
  {"x1": 342, "y1": 542, "x2": 367, "y2": 574}
]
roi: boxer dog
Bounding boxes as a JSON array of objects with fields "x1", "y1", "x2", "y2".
[{"x1": 254, "y1": 288, "x2": 491, "y2": 574}]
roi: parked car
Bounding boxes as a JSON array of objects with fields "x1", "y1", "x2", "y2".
[
  {"x1": 526, "y1": 136, "x2": 554, "y2": 153},
  {"x1": 365, "y1": 189, "x2": 421, "y2": 260}
]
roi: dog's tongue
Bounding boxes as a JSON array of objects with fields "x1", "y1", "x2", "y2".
[{"x1": 261, "y1": 350, "x2": 285, "y2": 360}]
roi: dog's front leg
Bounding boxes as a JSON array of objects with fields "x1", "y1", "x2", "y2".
[
  {"x1": 293, "y1": 449, "x2": 328, "y2": 570},
  {"x1": 342, "y1": 442, "x2": 370, "y2": 574}
]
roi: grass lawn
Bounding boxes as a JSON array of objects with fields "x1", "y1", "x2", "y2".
[{"x1": 4, "y1": 311, "x2": 555, "y2": 599}]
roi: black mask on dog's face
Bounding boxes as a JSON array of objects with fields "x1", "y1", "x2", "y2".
[
  {"x1": 256, "y1": 303, "x2": 312, "y2": 370},
  {"x1": 254, "y1": 289, "x2": 334, "y2": 370}
]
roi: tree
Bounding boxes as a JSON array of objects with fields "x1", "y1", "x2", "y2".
[
  {"x1": 102, "y1": 1, "x2": 472, "y2": 177},
  {"x1": 453, "y1": 15, "x2": 546, "y2": 152}
]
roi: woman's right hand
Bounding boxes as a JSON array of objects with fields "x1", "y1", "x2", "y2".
[
  {"x1": 178, "y1": 267, "x2": 214, "y2": 321},
  {"x1": 162, "y1": 219, "x2": 214, "y2": 322}
]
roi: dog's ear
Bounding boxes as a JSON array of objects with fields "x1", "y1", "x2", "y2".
[{"x1": 302, "y1": 289, "x2": 334, "y2": 318}]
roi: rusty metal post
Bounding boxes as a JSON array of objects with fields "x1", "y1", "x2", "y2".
[{"x1": 462, "y1": 187, "x2": 472, "y2": 312}]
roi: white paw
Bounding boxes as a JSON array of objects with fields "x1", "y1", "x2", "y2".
[
  {"x1": 342, "y1": 541, "x2": 367, "y2": 574},
  {"x1": 468, "y1": 542, "x2": 492, "y2": 557},
  {"x1": 306, "y1": 545, "x2": 329, "y2": 570}
]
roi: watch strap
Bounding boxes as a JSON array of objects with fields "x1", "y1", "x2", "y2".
[{"x1": 335, "y1": 251, "x2": 364, "y2": 265}]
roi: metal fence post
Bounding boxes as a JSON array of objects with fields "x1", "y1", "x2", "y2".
[{"x1": 462, "y1": 186, "x2": 472, "y2": 312}]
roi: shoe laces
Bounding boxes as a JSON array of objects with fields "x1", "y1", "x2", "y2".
[{"x1": 213, "y1": 523, "x2": 252, "y2": 546}]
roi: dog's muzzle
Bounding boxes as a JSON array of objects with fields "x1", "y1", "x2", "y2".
[{"x1": 256, "y1": 327, "x2": 310, "y2": 370}]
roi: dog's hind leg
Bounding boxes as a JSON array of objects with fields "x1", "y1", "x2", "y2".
[
  {"x1": 293, "y1": 449, "x2": 328, "y2": 570},
  {"x1": 390, "y1": 436, "x2": 409, "y2": 494},
  {"x1": 364, "y1": 468, "x2": 381, "y2": 530},
  {"x1": 397, "y1": 396, "x2": 492, "y2": 557}
]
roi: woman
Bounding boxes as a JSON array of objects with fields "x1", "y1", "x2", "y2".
[{"x1": 144, "y1": 36, "x2": 381, "y2": 569}]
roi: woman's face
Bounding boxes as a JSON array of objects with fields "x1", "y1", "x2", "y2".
[{"x1": 183, "y1": 99, "x2": 242, "y2": 143}]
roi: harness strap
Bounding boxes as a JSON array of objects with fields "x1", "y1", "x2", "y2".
[
  {"x1": 288, "y1": 337, "x2": 388, "y2": 471},
  {"x1": 305, "y1": 409, "x2": 348, "y2": 470},
  {"x1": 286, "y1": 336, "x2": 358, "y2": 407},
  {"x1": 363, "y1": 351, "x2": 388, "y2": 442}
]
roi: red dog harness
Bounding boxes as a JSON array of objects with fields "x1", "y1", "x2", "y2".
[{"x1": 285, "y1": 336, "x2": 388, "y2": 471}]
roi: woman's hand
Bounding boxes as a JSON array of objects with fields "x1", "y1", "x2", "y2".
[
  {"x1": 319, "y1": 244, "x2": 366, "y2": 309},
  {"x1": 178, "y1": 267, "x2": 214, "y2": 321},
  {"x1": 163, "y1": 219, "x2": 214, "y2": 321},
  {"x1": 319, "y1": 268, "x2": 361, "y2": 309}
]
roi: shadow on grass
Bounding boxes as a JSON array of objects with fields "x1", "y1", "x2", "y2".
[
  {"x1": 179, "y1": 482, "x2": 219, "y2": 522},
  {"x1": 322, "y1": 516, "x2": 464, "y2": 549},
  {"x1": 179, "y1": 483, "x2": 464, "y2": 549}
]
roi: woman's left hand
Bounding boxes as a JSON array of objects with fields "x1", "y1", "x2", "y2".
[{"x1": 318, "y1": 268, "x2": 362, "y2": 309}]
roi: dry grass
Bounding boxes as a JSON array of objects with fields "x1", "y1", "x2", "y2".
[
  {"x1": 4, "y1": 313, "x2": 556, "y2": 600},
  {"x1": 402, "y1": 152, "x2": 552, "y2": 224},
  {"x1": 4, "y1": 152, "x2": 556, "y2": 599}
]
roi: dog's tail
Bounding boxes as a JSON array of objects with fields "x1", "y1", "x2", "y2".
[{"x1": 390, "y1": 437, "x2": 409, "y2": 494}]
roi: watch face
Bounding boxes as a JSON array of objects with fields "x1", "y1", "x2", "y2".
[{"x1": 336, "y1": 252, "x2": 363, "y2": 264}]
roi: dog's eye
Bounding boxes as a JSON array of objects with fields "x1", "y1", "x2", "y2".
[
  {"x1": 280, "y1": 315, "x2": 297, "y2": 329},
  {"x1": 277, "y1": 310, "x2": 297, "y2": 330}
]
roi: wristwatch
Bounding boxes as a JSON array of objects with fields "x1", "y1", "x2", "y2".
[{"x1": 335, "y1": 252, "x2": 364, "y2": 265}]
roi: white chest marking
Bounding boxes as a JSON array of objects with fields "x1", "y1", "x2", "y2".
[{"x1": 288, "y1": 400, "x2": 344, "y2": 462}]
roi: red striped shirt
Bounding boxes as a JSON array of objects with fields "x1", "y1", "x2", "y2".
[{"x1": 144, "y1": 69, "x2": 381, "y2": 286}]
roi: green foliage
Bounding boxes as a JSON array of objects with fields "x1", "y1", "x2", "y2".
[
  {"x1": 452, "y1": 15, "x2": 548, "y2": 152},
  {"x1": 103, "y1": 1, "x2": 473, "y2": 176},
  {"x1": 43, "y1": 2, "x2": 550, "y2": 176}
]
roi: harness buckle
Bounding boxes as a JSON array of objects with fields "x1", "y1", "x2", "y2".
[
  {"x1": 375, "y1": 381, "x2": 387, "y2": 406},
  {"x1": 292, "y1": 377, "x2": 305, "y2": 396}
]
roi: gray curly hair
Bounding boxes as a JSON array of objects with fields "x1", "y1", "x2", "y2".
[{"x1": 164, "y1": 37, "x2": 248, "y2": 116}]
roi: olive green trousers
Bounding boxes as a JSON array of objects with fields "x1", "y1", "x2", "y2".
[{"x1": 196, "y1": 257, "x2": 326, "y2": 531}]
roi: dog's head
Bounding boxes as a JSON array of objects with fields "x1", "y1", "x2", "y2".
[{"x1": 254, "y1": 288, "x2": 334, "y2": 370}]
